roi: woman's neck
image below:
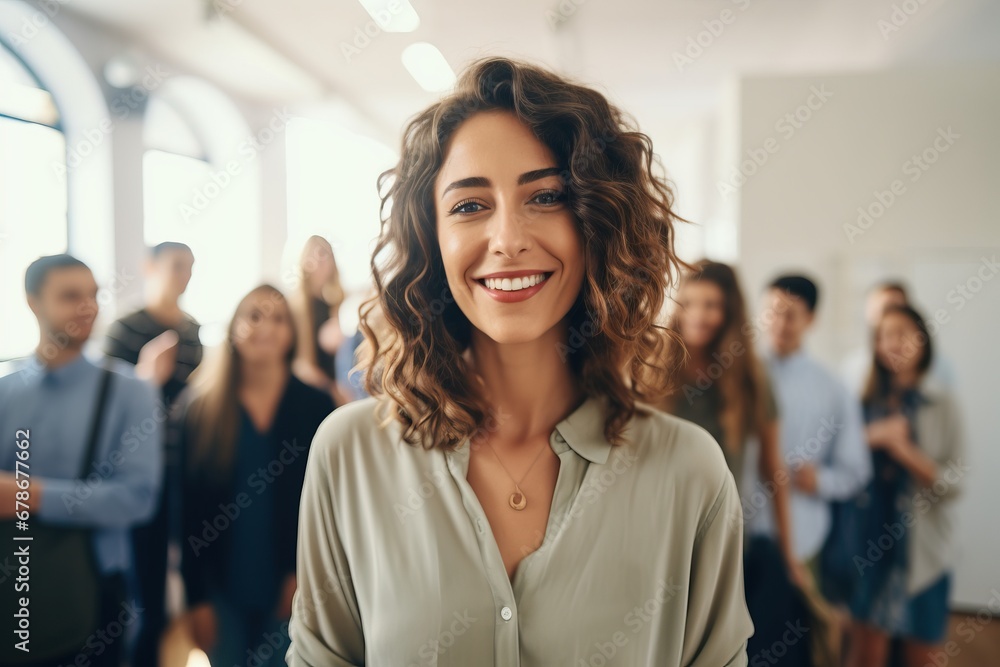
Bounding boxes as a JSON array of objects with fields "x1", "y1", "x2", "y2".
[
  {"x1": 891, "y1": 369, "x2": 920, "y2": 391},
  {"x1": 466, "y1": 324, "x2": 584, "y2": 450},
  {"x1": 240, "y1": 358, "x2": 289, "y2": 392}
]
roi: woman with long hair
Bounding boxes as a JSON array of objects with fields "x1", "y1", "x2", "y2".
[
  {"x1": 177, "y1": 285, "x2": 334, "y2": 666},
  {"x1": 846, "y1": 304, "x2": 965, "y2": 667},
  {"x1": 290, "y1": 235, "x2": 353, "y2": 406},
  {"x1": 656, "y1": 260, "x2": 806, "y2": 660},
  {"x1": 286, "y1": 57, "x2": 752, "y2": 665}
]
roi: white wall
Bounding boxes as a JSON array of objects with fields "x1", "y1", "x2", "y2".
[{"x1": 730, "y1": 65, "x2": 1000, "y2": 609}]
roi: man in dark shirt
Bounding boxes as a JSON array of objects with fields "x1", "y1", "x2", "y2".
[
  {"x1": 104, "y1": 242, "x2": 202, "y2": 407},
  {"x1": 103, "y1": 241, "x2": 202, "y2": 667}
]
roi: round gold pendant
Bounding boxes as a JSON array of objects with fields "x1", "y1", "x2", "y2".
[{"x1": 509, "y1": 491, "x2": 526, "y2": 511}]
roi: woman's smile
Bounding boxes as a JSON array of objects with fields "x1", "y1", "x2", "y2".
[{"x1": 474, "y1": 270, "x2": 554, "y2": 303}]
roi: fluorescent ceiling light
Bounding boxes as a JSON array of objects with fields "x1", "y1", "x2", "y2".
[
  {"x1": 401, "y1": 43, "x2": 455, "y2": 93},
  {"x1": 356, "y1": 0, "x2": 420, "y2": 33}
]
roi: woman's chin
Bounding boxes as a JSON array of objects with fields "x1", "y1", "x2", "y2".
[{"x1": 475, "y1": 325, "x2": 552, "y2": 347}]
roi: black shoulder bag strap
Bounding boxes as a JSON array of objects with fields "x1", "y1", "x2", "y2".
[{"x1": 79, "y1": 360, "x2": 115, "y2": 478}]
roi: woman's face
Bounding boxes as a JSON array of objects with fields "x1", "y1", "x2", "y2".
[
  {"x1": 232, "y1": 291, "x2": 295, "y2": 364},
  {"x1": 434, "y1": 110, "x2": 585, "y2": 345},
  {"x1": 875, "y1": 311, "x2": 924, "y2": 376},
  {"x1": 305, "y1": 240, "x2": 335, "y2": 290},
  {"x1": 676, "y1": 280, "x2": 726, "y2": 349}
]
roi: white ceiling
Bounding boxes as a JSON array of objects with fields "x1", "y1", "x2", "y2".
[{"x1": 63, "y1": 0, "x2": 1000, "y2": 144}]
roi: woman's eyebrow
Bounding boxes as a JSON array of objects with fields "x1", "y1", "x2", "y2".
[
  {"x1": 517, "y1": 167, "x2": 562, "y2": 185},
  {"x1": 442, "y1": 176, "x2": 490, "y2": 196},
  {"x1": 441, "y1": 167, "x2": 562, "y2": 196}
]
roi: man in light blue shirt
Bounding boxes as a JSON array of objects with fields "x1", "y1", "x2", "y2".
[
  {"x1": 0, "y1": 254, "x2": 163, "y2": 666},
  {"x1": 749, "y1": 274, "x2": 871, "y2": 563}
]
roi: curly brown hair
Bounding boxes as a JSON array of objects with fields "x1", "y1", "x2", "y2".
[{"x1": 356, "y1": 56, "x2": 688, "y2": 450}]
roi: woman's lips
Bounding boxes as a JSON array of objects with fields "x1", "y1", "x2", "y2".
[{"x1": 475, "y1": 271, "x2": 552, "y2": 303}]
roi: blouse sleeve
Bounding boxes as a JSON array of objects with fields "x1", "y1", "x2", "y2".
[
  {"x1": 286, "y1": 427, "x2": 365, "y2": 666},
  {"x1": 928, "y1": 392, "x2": 967, "y2": 501},
  {"x1": 680, "y1": 474, "x2": 754, "y2": 666}
]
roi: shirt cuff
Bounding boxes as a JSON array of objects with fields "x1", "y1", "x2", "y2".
[{"x1": 34, "y1": 476, "x2": 81, "y2": 524}]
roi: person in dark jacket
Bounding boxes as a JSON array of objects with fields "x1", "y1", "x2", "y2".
[
  {"x1": 177, "y1": 284, "x2": 334, "y2": 666},
  {"x1": 103, "y1": 241, "x2": 202, "y2": 667}
]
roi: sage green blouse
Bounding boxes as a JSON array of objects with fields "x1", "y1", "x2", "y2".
[{"x1": 286, "y1": 394, "x2": 753, "y2": 666}]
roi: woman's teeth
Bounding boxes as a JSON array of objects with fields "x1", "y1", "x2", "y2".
[{"x1": 481, "y1": 273, "x2": 549, "y2": 291}]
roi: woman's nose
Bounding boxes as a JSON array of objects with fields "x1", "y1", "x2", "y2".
[{"x1": 487, "y1": 203, "x2": 533, "y2": 258}]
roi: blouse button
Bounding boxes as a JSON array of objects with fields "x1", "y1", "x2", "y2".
[
  {"x1": 476, "y1": 518, "x2": 485, "y2": 533},
  {"x1": 554, "y1": 433, "x2": 565, "y2": 443},
  {"x1": 500, "y1": 606, "x2": 513, "y2": 621}
]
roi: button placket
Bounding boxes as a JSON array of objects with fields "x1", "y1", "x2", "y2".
[
  {"x1": 444, "y1": 443, "x2": 521, "y2": 665},
  {"x1": 510, "y1": 433, "x2": 580, "y2": 605}
]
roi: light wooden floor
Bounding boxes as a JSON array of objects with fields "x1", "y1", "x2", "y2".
[{"x1": 943, "y1": 612, "x2": 1000, "y2": 667}]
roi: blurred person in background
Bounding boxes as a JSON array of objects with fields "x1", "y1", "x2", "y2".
[
  {"x1": 176, "y1": 284, "x2": 333, "y2": 667},
  {"x1": 103, "y1": 240, "x2": 203, "y2": 667},
  {"x1": 333, "y1": 282, "x2": 380, "y2": 403},
  {"x1": 335, "y1": 326, "x2": 368, "y2": 401},
  {"x1": 754, "y1": 275, "x2": 871, "y2": 560},
  {"x1": 0, "y1": 254, "x2": 163, "y2": 667},
  {"x1": 752, "y1": 274, "x2": 872, "y2": 665},
  {"x1": 655, "y1": 259, "x2": 807, "y2": 661},
  {"x1": 290, "y1": 235, "x2": 354, "y2": 406},
  {"x1": 842, "y1": 281, "x2": 956, "y2": 397},
  {"x1": 104, "y1": 241, "x2": 203, "y2": 407},
  {"x1": 846, "y1": 304, "x2": 965, "y2": 667}
]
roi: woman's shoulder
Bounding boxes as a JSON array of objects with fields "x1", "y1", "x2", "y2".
[
  {"x1": 917, "y1": 376, "x2": 955, "y2": 405},
  {"x1": 915, "y1": 378, "x2": 962, "y2": 430},
  {"x1": 630, "y1": 403, "x2": 735, "y2": 498},
  {"x1": 308, "y1": 396, "x2": 399, "y2": 465}
]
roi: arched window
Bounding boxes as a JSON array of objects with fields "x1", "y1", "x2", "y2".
[
  {"x1": 284, "y1": 116, "x2": 396, "y2": 333},
  {"x1": 142, "y1": 76, "x2": 262, "y2": 346},
  {"x1": 0, "y1": 44, "x2": 67, "y2": 359},
  {"x1": 0, "y1": 0, "x2": 114, "y2": 360}
]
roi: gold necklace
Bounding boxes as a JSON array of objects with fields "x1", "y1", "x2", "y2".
[{"x1": 481, "y1": 435, "x2": 553, "y2": 511}]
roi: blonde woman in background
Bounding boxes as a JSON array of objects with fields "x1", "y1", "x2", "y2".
[{"x1": 290, "y1": 235, "x2": 354, "y2": 406}]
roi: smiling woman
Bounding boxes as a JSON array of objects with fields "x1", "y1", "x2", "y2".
[{"x1": 286, "y1": 56, "x2": 754, "y2": 666}]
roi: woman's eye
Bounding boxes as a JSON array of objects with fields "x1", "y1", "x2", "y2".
[
  {"x1": 532, "y1": 190, "x2": 566, "y2": 206},
  {"x1": 449, "y1": 199, "x2": 486, "y2": 215},
  {"x1": 450, "y1": 199, "x2": 486, "y2": 215}
]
